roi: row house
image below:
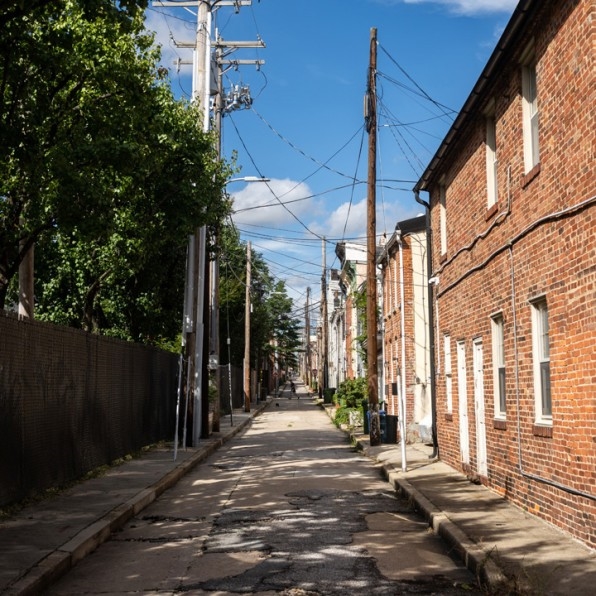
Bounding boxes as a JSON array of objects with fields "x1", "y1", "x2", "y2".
[
  {"x1": 334, "y1": 242, "x2": 368, "y2": 380},
  {"x1": 327, "y1": 269, "x2": 346, "y2": 389},
  {"x1": 378, "y1": 216, "x2": 432, "y2": 442},
  {"x1": 414, "y1": 0, "x2": 595, "y2": 547}
]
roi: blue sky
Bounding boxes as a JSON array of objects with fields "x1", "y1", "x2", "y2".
[{"x1": 146, "y1": 0, "x2": 518, "y2": 323}]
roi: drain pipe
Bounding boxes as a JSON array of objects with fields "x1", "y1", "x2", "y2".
[{"x1": 415, "y1": 191, "x2": 439, "y2": 459}]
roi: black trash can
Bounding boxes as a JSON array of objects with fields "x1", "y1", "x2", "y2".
[
  {"x1": 379, "y1": 410, "x2": 387, "y2": 442},
  {"x1": 385, "y1": 414, "x2": 398, "y2": 444},
  {"x1": 323, "y1": 387, "x2": 336, "y2": 404}
]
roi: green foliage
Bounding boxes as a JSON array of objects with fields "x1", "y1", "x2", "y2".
[
  {"x1": 333, "y1": 406, "x2": 352, "y2": 426},
  {"x1": 334, "y1": 377, "x2": 368, "y2": 409},
  {"x1": 0, "y1": 0, "x2": 231, "y2": 347},
  {"x1": 218, "y1": 225, "x2": 301, "y2": 370},
  {"x1": 331, "y1": 378, "x2": 368, "y2": 430}
]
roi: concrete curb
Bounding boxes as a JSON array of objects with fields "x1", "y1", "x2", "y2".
[
  {"x1": 323, "y1": 408, "x2": 507, "y2": 589},
  {"x1": 6, "y1": 402, "x2": 269, "y2": 596},
  {"x1": 379, "y1": 462, "x2": 507, "y2": 592}
]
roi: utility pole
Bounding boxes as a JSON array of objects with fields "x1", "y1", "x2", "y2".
[
  {"x1": 154, "y1": 0, "x2": 263, "y2": 444},
  {"x1": 321, "y1": 239, "x2": 328, "y2": 398},
  {"x1": 305, "y1": 287, "x2": 310, "y2": 389},
  {"x1": 243, "y1": 241, "x2": 251, "y2": 412},
  {"x1": 366, "y1": 27, "x2": 381, "y2": 446}
]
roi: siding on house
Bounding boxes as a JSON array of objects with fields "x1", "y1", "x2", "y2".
[
  {"x1": 335, "y1": 242, "x2": 368, "y2": 380},
  {"x1": 415, "y1": 0, "x2": 596, "y2": 548},
  {"x1": 379, "y1": 216, "x2": 431, "y2": 441}
]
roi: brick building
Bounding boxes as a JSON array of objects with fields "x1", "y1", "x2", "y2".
[
  {"x1": 414, "y1": 0, "x2": 596, "y2": 547},
  {"x1": 335, "y1": 242, "x2": 368, "y2": 380},
  {"x1": 378, "y1": 216, "x2": 431, "y2": 442}
]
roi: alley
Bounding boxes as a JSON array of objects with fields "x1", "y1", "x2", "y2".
[{"x1": 45, "y1": 384, "x2": 478, "y2": 595}]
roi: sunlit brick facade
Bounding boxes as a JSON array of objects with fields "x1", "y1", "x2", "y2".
[{"x1": 415, "y1": 0, "x2": 596, "y2": 548}]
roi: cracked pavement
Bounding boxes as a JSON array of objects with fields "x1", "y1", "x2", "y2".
[{"x1": 46, "y1": 396, "x2": 479, "y2": 595}]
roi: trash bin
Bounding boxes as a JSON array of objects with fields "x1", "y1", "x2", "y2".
[
  {"x1": 323, "y1": 387, "x2": 336, "y2": 404},
  {"x1": 361, "y1": 401, "x2": 369, "y2": 434},
  {"x1": 385, "y1": 414, "x2": 398, "y2": 444},
  {"x1": 366, "y1": 409, "x2": 386, "y2": 440}
]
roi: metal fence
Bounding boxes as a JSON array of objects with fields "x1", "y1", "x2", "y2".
[{"x1": 0, "y1": 311, "x2": 178, "y2": 507}]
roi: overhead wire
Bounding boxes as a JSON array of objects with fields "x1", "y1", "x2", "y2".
[
  {"x1": 378, "y1": 42, "x2": 457, "y2": 120},
  {"x1": 228, "y1": 112, "x2": 326, "y2": 241},
  {"x1": 251, "y1": 107, "x2": 365, "y2": 184}
]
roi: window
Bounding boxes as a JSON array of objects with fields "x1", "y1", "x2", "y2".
[
  {"x1": 444, "y1": 334, "x2": 453, "y2": 414},
  {"x1": 491, "y1": 315, "x2": 506, "y2": 418},
  {"x1": 531, "y1": 298, "x2": 551, "y2": 422},
  {"x1": 393, "y1": 257, "x2": 398, "y2": 312},
  {"x1": 486, "y1": 114, "x2": 498, "y2": 209},
  {"x1": 439, "y1": 184, "x2": 447, "y2": 256},
  {"x1": 521, "y1": 47, "x2": 539, "y2": 172}
]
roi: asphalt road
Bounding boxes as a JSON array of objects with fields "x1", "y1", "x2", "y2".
[{"x1": 45, "y1": 390, "x2": 480, "y2": 595}]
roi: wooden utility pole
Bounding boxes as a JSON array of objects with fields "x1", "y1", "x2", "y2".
[
  {"x1": 243, "y1": 241, "x2": 251, "y2": 412},
  {"x1": 366, "y1": 27, "x2": 381, "y2": 446},
  {"x1": 305, "y1": 287, "x2": 311, "y2": 388},
  {"x1": 321, "y1": 238, "x2": 328, "y2": 397}
]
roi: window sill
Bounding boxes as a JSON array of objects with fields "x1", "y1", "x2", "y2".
[
  {"x1": 439, "y1": 252, "x2": 448, "y2": 264},
  {"x1": 445, "y1": 413, "x2": 453, "y2": 422},
  {"x1": 532, "y1": 424, "x2": 553, "y2": 438},
  {"x1": 485, "y1": 202, "x2": 499, "y2": 221},
  {"x1": 522, "y1": 163, "x2": 541, "y2": 188},
  {"x1": 493, "y1": 419, "x2": 507, "y2": 430}
]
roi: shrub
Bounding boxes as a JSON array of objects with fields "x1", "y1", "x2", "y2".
[{"x1": 334, "y1": 378, "x2": 367, "y2": 409}]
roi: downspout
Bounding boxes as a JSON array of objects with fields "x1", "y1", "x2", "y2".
[{"x1": 415, "y1": 191, "x2": 439, "y2": 459}]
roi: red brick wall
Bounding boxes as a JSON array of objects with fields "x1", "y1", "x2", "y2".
[
  {"x1": 426, "y1": 0, "x2": 596, "y2": 548},
  {"x1": 381, "y1": 234, "x2": 422, "y2": 430}
]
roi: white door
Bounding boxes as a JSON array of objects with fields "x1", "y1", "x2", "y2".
[
  {"x1": 473, "y1": 339, "x2": 487, "y2": 477},
  {"x1": 457, "y1": 341, "x2": 470, "y2": 465}
]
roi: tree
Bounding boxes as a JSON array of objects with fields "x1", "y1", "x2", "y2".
[
  {"x1": 0, "y1": 0, "x2": 231, "y2": 345},
  {"x1": 218, "y1": 224, "x2": 300, "y2": 372}
]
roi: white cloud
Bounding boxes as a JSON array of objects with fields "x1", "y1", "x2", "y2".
[
  {"x1": 230, "y1": 178, "x2": 315, "y2": 228},
  {"x1": 144, "y1": 9, "x2": 196, "y2": 73},
  {"x1": 378, "y1": 0, "x2": 518, "y2": 16},
  {"x1": 310, "y1": 195, "x2": 415, "y2": 243}
]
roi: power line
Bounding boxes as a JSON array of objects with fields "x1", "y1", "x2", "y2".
[{"x1": 228, "y1": 113, "x2": 325, "y2": 241}]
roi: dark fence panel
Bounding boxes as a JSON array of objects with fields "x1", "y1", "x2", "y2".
[
  {"x1": 219, "y1": 363, "x2": 244, "y2": 412},
  {"x1": 0, "y1": 312, "x2": 178, "y2": 506}
]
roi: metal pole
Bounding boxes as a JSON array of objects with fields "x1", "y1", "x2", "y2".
[
  {"x1": 243, "y1": 241, "x2": 251, "y2": 411},
  {"x1": 321, "y1": 238, "x2": 328, "y2": 396}
]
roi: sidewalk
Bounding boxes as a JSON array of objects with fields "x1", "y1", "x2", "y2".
[
  {"x1": 354, "y1": 433, "x2": 596, "y2": 595},
  {"x1": 3, "y1": 398, "x2": 595, "y2": 595},
  {"x1": 0, "y1": 402, "x2": 269, "y2": 596}
]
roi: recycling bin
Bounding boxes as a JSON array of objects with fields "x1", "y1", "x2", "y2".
[{"x1": 361, "y1": 401, "x2": 369, "y2": 434}]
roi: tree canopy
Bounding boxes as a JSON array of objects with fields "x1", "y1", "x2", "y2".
[
  {"x1": 0, "y1": 0, "x2": 232, "y2": 346},
  {"x1": 218, "y1": 224, "x2": 301, "y2": 371}
]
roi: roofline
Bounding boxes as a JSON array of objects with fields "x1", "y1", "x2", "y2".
[{"x1": 413, "y1": 0, "x2": 537, "y2": 194}]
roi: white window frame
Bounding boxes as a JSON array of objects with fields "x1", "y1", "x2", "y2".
[
  {"x1": 491, "y1": 314, "x2": 506, "y2": 419},
  {"x1": 439, "y1": 184, "x2": 447, "y2": 256},
  {"x1": 531, "y1": 298, "x2": 551, "y2": 424},
  {"x1": 444, "y1": 334, "x2": 453, "y2": 414},
  {"x1": 393, "y1": 256, "x2": 398, "y2": 312},
  {"x1": 521, "y1": 44, "x2": 539, "y2": 173},
  {"x1": 485, "y1": 113, "x2": 498, "y2": 209}
]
